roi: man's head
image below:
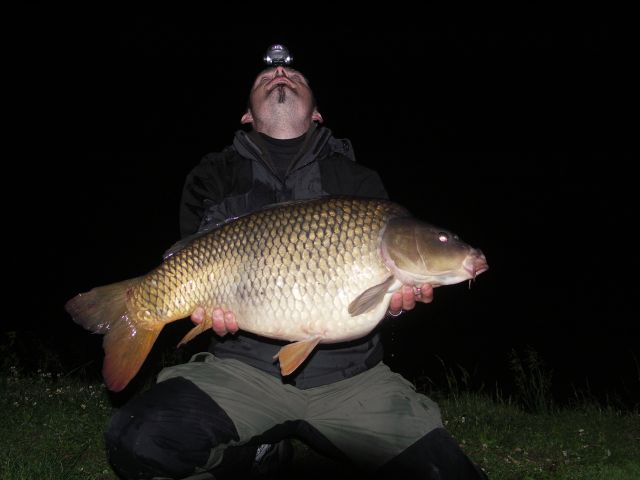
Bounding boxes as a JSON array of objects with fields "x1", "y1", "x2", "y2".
[{"x1": 241, "y1": 66, "x2": 323, "y2": 139}]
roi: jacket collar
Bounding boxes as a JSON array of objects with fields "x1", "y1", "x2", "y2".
[{"x1": 232, "y1": 123, "x2": 333, "y2": 177}]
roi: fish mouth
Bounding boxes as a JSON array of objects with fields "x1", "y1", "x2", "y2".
[{"x1": 463, "y1": 253, "x2": 489, "y2": 279}]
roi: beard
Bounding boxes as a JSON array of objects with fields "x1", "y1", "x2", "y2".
[{"x1": 250, "y1": 85, "x2": 312, "y2": 130}]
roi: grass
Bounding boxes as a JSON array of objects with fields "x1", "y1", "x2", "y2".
[
  {"x1": 437, "y1": 392, "x2": 640, "y2": 479},
  {"x1": 0, "y1": 369, "x2": 113, "y2": 480},
  {"x1": 508, "y1": 346, "x2": 554, "y2": 414},
  {"x1": 1, "y1": 367, "x2": 638, "y2": 480}
]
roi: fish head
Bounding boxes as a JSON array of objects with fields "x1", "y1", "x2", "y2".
[{"x1": 381, "y1": 217, "x2": 489, "y2": 286}]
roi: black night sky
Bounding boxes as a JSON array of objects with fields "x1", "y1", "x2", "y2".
[{"x1": 9, "y1": 12, "x2": 638, "y2": 406}]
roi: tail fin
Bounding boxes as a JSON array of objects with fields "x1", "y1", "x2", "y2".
[{"x1": 65, "y1": 277, "x2": 162, "y2": 392}]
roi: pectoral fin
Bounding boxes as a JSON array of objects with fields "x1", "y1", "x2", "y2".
[
  {"x1": 274, "y1": 336, "x2": 322, "y2": 376},
  {"x1": 348, "y1": 275, "x2": 396, "y2": 316}
]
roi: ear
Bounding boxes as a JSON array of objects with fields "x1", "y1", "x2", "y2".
[
  {"x1": 312, "y1": 109, "x2": 323, "y2": 123},
  {"x1": 241, "y1": 110, "x2": 253, "y2": 124}
]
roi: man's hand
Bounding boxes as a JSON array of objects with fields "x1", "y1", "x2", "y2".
[
  {"x1": 191, "y1": 307, "x2": 239, "y2": 337},
  {"x1": 388, "y1": 284, "x2": 434, "y2": 317}
]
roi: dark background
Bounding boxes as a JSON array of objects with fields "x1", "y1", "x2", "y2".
[{"x1": 8, "y1": 11, "x2": 638, "y2": 406}]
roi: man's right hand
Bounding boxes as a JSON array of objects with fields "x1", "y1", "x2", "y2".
[{"x1": 191, "y1": 307, "x2": 239, "y2": 337}]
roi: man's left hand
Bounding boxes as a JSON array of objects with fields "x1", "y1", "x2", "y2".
[{"x1": 388, "y1": 284, "x2": 433, "y2": 316}]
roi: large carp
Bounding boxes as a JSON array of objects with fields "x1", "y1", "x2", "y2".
[{"x1": 66, "y1": 196, "x2": 488, "y2": 392}]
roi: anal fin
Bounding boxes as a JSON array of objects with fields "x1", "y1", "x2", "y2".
[{"x1": 274, "y1": 336, "x2": 322, "y2": 376}]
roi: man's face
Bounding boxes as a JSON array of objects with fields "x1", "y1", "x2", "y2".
[{"x1": 242, "y1": 66, "x2": 321, "y2": 128}]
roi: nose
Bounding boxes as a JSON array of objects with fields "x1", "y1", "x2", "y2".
[{"x1": 274, "y1": 66, "x2": 287, "y2": 77}]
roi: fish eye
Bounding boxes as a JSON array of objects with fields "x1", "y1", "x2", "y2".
[{"x1": 438, "y1": 232, "x2": 449, "y2": 243}]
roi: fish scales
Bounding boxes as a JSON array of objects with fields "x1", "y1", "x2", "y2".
[
  {"x1": 132, "y1": 197, "x2": 405, "y2": 341},
  {"x1": 65, "y1": 196, "x2": 488, "y2": 391}
]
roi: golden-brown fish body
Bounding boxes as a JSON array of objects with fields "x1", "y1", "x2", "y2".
[
  {"x1": 131, "y1": 198, "x2": 399, "y2": 342},
  {"x1": 66, "y1": 196, "x2": 488, "y2": 391}
]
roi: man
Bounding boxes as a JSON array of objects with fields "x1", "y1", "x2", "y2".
[{"x1": 105, "y1": 45, "x2": 487, "y2": 479}]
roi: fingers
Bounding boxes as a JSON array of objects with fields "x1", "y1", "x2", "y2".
[
  {"x1": 224, "y1": 311, "x2": 239, "y2": 334},
  {"x1": 212, "y1": 308, "x2": 239, "y2": 336},
  {"x1": 388, "y1": 286, "x2": 415, "y2": 316},
  {"x1": 388, "y1": 291, "x2": 403, "y2": 316},
  {"x1": 191, "y1": 306, "x2": 205, "y2": 324},
  {"x1": 415, "y1": 284, "x2": 434, "y2": 304},
  {"x1": 388, "y1": 284, "x2": 435, "y2": 317},
  {"x1": 191, "y1": 307, "x2": 238, "y2": 336},
  {"x1": 401, "y1": 285, "x2": 417, "y2": 311}
]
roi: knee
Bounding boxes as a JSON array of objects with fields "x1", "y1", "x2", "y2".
[
  {"x1": 105, "y1": 376, "x2": 239, "y2": 479},
  {"x1": 105, "y1": 408, "x2": 169, "y2": 478}
]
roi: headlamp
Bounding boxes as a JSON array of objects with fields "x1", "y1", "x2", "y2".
[{"x1": 263, "y1": 44, "x2": 293, "y2": 67}]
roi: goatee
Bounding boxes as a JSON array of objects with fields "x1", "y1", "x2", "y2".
[{"x1": 277, "y1": 85, "x2": 286, "y2": 103}]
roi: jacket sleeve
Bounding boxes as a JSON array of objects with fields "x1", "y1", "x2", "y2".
[{"x1": 179, "y1": 153, "x2": 226, "y2": 238}]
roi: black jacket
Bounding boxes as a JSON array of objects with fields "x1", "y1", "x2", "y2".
[{"x1": 179, "y1": 124, "x2": 389, "y2": 388}]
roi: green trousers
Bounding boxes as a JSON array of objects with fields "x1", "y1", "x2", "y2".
[{"x1": 157, "y1": 353, "x2": 443, "y2": 472}]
